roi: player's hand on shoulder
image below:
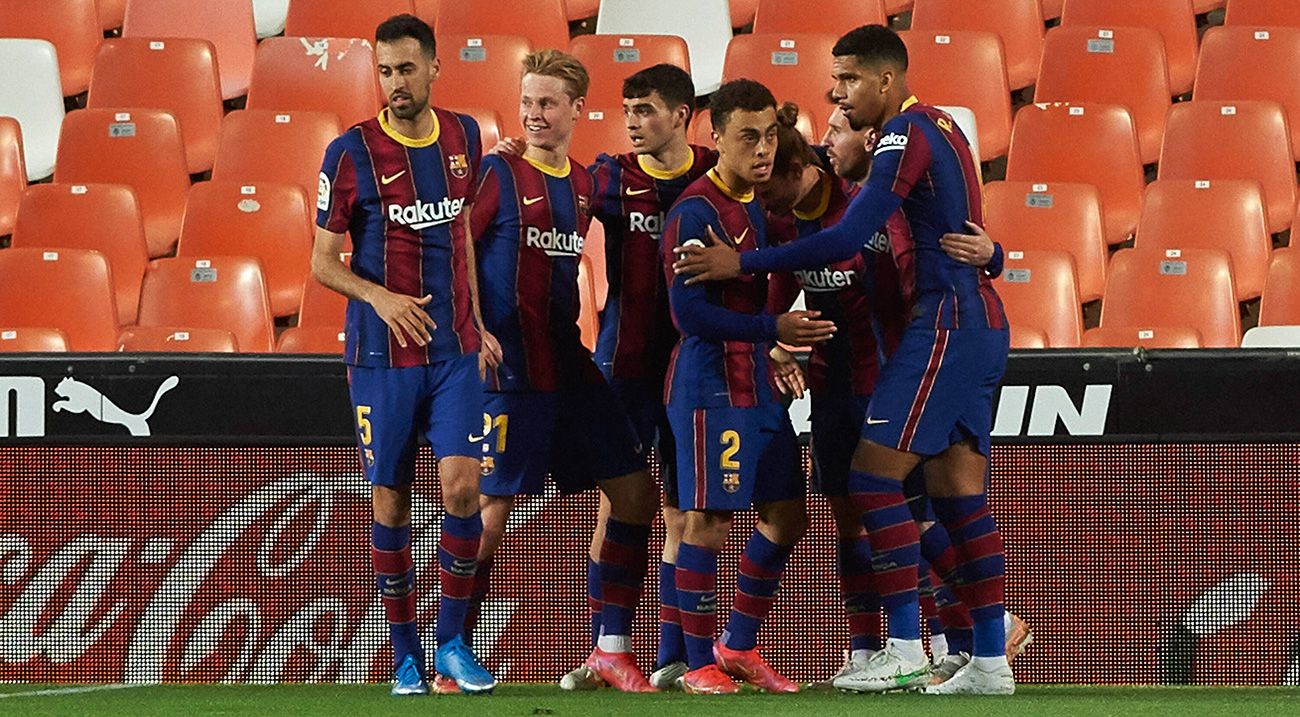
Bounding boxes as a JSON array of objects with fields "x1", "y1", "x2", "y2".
[
  {"x1": 490, "y1": 137, "x2": 527, "y2": 157},
  {"x1": 940, "y1": 221, "x2": 994, "y2": 267},
  {"x1": 769, "y1": 345, "x2": 807, "y2": 399},
  {"x1": 674, "y1": 225, "x2": 742, "y2": 284},
  {"x1": 364, "y1": 287, "x2": 436, "y2": 348},
  {"x1": 775, "y1": 310, "x2": 836, "y2": 347},
  {"x1": 479, "y1": 330, "x2": 503, "y2": 380}
]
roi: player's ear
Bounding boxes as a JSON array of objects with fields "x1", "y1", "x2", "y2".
[
  {"x1": 573, "y1": 94, "x2": 586, "y2": 117},
  {"x1": 428, "y1": 56, "x2": 440, "y2": 83},
  {"x1": 675, "y1": 104, "x2": 692, "y2": 130}
]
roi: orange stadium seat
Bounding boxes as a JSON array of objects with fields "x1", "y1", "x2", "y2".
[
  {"x1": 97, "y1": 0, "x2": 127, "y2": 30},
  {"x1": 54, "y1": 109, "x2": 189, "y2": 258},
  {"x1": 1041, "y1": 0, "x2": 1064, "y2": 20},
  {"x1": 995, "y1": 250, "x2": 1083, "y2": 348},
  {"x1": 435, "y1": 35, "x2": 534, "y2": 138},
  {"x1": 298, "y1": 252, "x2": 351, "y2": 328},
  {"x1": 1194, "y1": 27, "x2": 1300, "y2": 161},
  {"x1": 277, "y1": 326, "x2": 346, "y2": 354},
  {"x1": 212, "y1": 109, "x2": 342, "y2": 211},
  {"x1": 1010, "y1": 325, "x2": 1049, "y2": 349},
  {"x1": 444, "y1": 107, "x2": 504, "y2": 151},
  {"x1": 0, "y1": 0, "x2": 102, "y2": 97},
  {"x1": 10, "y1": 184, "x2": 149, "y2": 324},
  {"x1": 1194, "y1": 0, "x2": 1227, "y2": 12},
  {"x1": 691, "y1": 109, "x2": 717, "y2": 148},
  {"x1": 752, "y1": 0, "x2": 887, "y2": 35},
  {"x1": 585, "y1": 217, "x2": 609, "y2": 310},
  {"x1": 118, "y1": 327, "x2": 240, "y2": 353},
  {"x1": 1006, "y1": 103, "x2": 1145, "y2": 245},
  {"x1": 0, "y1": 248, "x2": 119, "y2": 351},
  {"x1": 1101, "y1": 247, "x2": 1241, "y2": 347},
  {"x1": 414, "y1": 0, "x2": 439, "y2": 24},
  {"x1": 911, "y1": 0, "x2": 1045, "y2": 90},
  {"x1": 1035, "y1": 26, "x2": 1171, "y2": 164},
  {"x1": 178, "y1": 182, "x2": 313, "y2": 317},
  {"x1": 1061, "y1": 0, "x2": 1198, "y2": 96},
  {"x1": 247, "y1": 37, "x2": 383, "y2": 130},
  {"x1": 578, "y1": 254, "x2": 599, "y2": 351},
  {"x1": 0, "y1": 118, "x2": 24, "y2": 236},
  {"x1": 566, "y1": 0, "x2": 601, "y2": 21},
  {"x1": 123, "y1": 0, "x2": 258, "y2": 101},
  {"x1": 1082, "y1": 326, "x2": 1203, "y2": 348},
  {"x1": 984, "y1": 181, "x2": 1107, "y2": 302},
  {"x1": 137, "y1": 256, "x2": 275, "y2": 353},
  {"x1": 1260, "y1": 247, "x2": 1300, "y2": 325},
  {"x1": 437, "y1": 0, "x2": 569, "y2": 52},
  {"x1": 1158, "y1": 101, "x2": 1295, "y2": 234},
  {"x1": 722, "y1": 33, "x2": 838, "y2": 139},
  {"x1": 902, "y1": 30, "x2": 1013, "y2": 161},
  {"x1": 731, "y1": 0, "x2": 760, "y2": 27},
  {"x1": 886, "y1": 0, "x2": 915, "y2": 12},
  {"x1": 571, "y1": 108, "x2": 632, "y2": 167},
  {"x1": 569, "y1": 34, "x2": 692, "y2": 108},
  {"x1": 0, "y1": 328, "x2": 70, "y2": 353},
  {"x1": 1136, "y1": 179, "x2": 1270, "y2": 301},
  {"x1": 284, "y1": 0, "x2": 414, "y2": 39},
  {"x1": 1224, "y1": 0, "x2": 1299, "y2": 25},
  {"x1": 87, "y1": 38, "x2": 224, "y2": 174}
]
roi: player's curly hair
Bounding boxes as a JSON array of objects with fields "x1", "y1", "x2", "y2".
[
  {"x1": 708, "y1": 78, "x2": 776, "y2": 133},
  {"x1": 522, "y1": 49, "x2": 590, "y2": 101},
  {"x1": 772, "y1": 102, "x2": 819, "y2": 176}
]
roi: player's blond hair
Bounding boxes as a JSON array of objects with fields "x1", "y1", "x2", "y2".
[{"x1": 522, "y1": 49, "x2": 590, "y2": 101}]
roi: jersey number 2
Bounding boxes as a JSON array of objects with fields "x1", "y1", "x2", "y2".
[{"x1": 719, "y1": 430, "x2": 741, "y2": 470}]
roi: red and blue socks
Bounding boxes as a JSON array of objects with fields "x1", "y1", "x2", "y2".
[
  {"x1": 931, "y1": 494, "x2": 1006, "y2": 661},
  {"x1": 372, "y1": 521, "x2": 422, "y2": 667},
  {"x1": 463, "y1": 554, "x2": 494, "y2": 647},
  {"x1": 721, "y1": 531, "x2": 793, "y2": 651},
  {"x1": 839, "y1": 536, "x2": 883, "y2": 653},
  {"x1": 675, "y1": 543, "x2": 719, "y2": 669},
  {"x1": 596, "y1": 519, "x2": 651, "y2": 650},
  {"x1": 436, "y1": 512, "x2": 482, "y2": 647},
  {"x1": 849, "y1": 471, "x2": 922, "y2": 642},
  {"x1": 586, "y1": 558, "x2": 602, "y2": 645},
  {"x1": 920, "y1": 523, "x2": 975, "y2": 655},
  {"x1": 657, "y1": 561, "x2": 687, "y2": 667}
]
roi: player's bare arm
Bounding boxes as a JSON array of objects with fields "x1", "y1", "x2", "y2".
[
  {"x1": 775, "y1": 309, "x2": 837, "y2": 346},
  {"x1": 460, "y1": 212, "x2": 503, "y2": 379},
  {"x1": 311, "y1": 226, "x2": 436, "y2": 348},
  {"x1": 940, "y1": 221, "x2": 996, "y2": 267}
]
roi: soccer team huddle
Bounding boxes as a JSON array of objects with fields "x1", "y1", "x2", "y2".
[{"x1": 312, "y1": 13, "x2": 1027, "y2": 698}]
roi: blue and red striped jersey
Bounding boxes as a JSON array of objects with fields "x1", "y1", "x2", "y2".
[
  {"x1": 472, "y1": 152, "x2": 602, "y2": 392},
  {"x1": 589, "y1": 146, "x2": 717, "y2": 381},
  {"x1": 316, "y1": 107, "x2": 482, "y2": 367},
  {"x1": 663, "y1": 169, "x2": 781, "y2": 409}
]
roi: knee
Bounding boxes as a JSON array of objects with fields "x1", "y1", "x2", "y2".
[
  {"x1": 758, "y1": 501, "x2": 809, "y2": 546},
  {"x1": 682, "y1": 511, "x2": 731, "y2": 551},
  {"x1": 604, "y1": 471, "x2": 658, "y2": 525},
  {"x1": 828, "y1": 497, "x2": 864, "y2": 539},
  {"x1": 438, "y1": 457, "x2": 482, "y2": 516}
]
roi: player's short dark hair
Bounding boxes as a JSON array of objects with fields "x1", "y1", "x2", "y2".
[
  {"x1": 772, "y1": 103, "x2": 819, "y2": 176},
  {"x1": 623, "y1": 64, "x2": 696, "y2": 124},
  {"x1": 833, "y1": 24, "x2": 908, "y2": 71},
  {"x1": 709, "y1": 79, "x2": 777, "y2": 133},
  {"x1": 375, "y1": 14, "x2": 437, "y2": 58}
]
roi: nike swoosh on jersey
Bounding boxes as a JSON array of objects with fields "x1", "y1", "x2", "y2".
[
  {"x1": 523, "y1": 195, "x2": 545, "y2": 206},
  {"x1": 866, "y1": 417, "x2": 890, "y2": 425},
  {"x1": 626, "y1": 187, "x2": 653, "y2": 196},
  {"x1": 730, "y1": 227, "x2": 749, "y2": 246},
  {"x1": 380, "y1": 171, "x2": 407, "y2": 185}
]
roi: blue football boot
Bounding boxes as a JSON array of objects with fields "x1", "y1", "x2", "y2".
[
  {"x1": 390, "y1": 653, "x2": 431, "y2": 696},
  {"x1": 434, "y1": 635, "x2": 496, "y2": 694}
]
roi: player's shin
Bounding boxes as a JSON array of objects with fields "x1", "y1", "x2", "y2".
[
  {"x1": 931, "y1": 493, "x2": 1007, "y2": 667},
  {"x1": 658, "y1": 560, "x2": 687, "y2": 667},
  {"x1": 720, "y1": 530, "x2": 793, "y2": 651},
  {"x1": 848, "y1": 470, "x2": 923, "y2": 652},
  {"x1": 675, "y1": 543, "x2": 721, "y2": 670},
  {"x1": 372, "y1": 522, "x2": 422, "y2": 667},
  {"x1": 596, "y1": 519, "x2": 652, "y2": 652},
  {"x1": 839, "y1": 536, "x2": 883, "y2": 655},
  {"x1": 435, "y1": 513, "x2": 482, "y2": 647}
]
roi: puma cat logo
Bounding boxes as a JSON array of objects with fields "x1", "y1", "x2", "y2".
[{"x1": 51, "y1": 376, "x2": 180, "y2": 437}]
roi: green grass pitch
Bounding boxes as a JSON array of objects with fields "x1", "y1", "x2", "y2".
[{"x1": 1, "y1": 684, "x2": 1296, "y2": 717}]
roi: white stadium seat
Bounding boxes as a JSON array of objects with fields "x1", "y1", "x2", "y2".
[
  {"x1": 1241, "y1": 326, "x2": 1300, "y2": 348},
  {"x1": 596, "y1": 0, "x2": 732, "y2": 95},
  {"x1": 253, "y1": 0, "x2": 291, "y2": 38},
  {"x1": 936, "y1": 105, "x2": 982, "y2": 167},
  {"x1": 0, "y1": 39, "x2": 66, "y2": 180}
]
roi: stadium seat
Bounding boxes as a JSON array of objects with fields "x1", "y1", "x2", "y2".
[
  {"x1": 571, "y1": 108, "x2": 632, "y2": 167},
  {"x1": 298, "y1": 251, "x2": 351, "y2": 329},
  {"x1": 178, "y1": 182, "x2": 313, "y2": 317},
  {"x1": 935, "y1": 106, "x2": 983, "y2": 166},
  {"x1": 1010, "y1": 325, "x2": 1049, "y2": 349},
  {"x1": 752, "y1": 0, "x2": 887, "y2": 35},
  {"x1": 137, "y1": 256, "x2": 275, "y2": 353},
  {"x1": 123, "y1": 0, "x2": 258, "y2": 101},
  {"x1": 0, "y1": 328, "x2": 70, "y2": 353},
  {"x1": 284, "y1": 0, "x2": 414, "y2": 39},
  {"x1": 1225, "y1": 0, "x2": 1300, "y2": 26},
  {"x1": 566, "y1": 0, "x2": 601, "y2": 21},
  {"x1": 886, "y1": 0, "x2": 916, "y2": 13},
  {"x1": 212, "y1": 109, "x2": 342, "y2": 207},
  {"x1": 1157, "y1": 101, "x2": 1295, "y2": 234},
  {"x1": 1041, "y1": 0, "x2": 1064, "y2": 20},
  {"x1": 984, "y1": 181, "x2": 1107, "y2": 302},
  {"x1": 1241, "y1": 325, "x2": 1300, "y2": 347},
  {"x1": 902, "y1": 30, "x2": 1012, "y2": 161},
  {"x1": 569, "y1": 34, "x2": 692, "y2": 108},
  {"x1": 435, "y1": 35, "x2": 534, "y2": 137},
  {"x1": 1035, "y1": 26, "x2": 1171, "y2": 164},
  {"x1": 0, "y1": 248, "x2": 119, "y2": 351},
  {"x1": 722, "y1": 33, "x2": 837, "y2": 139},
  {"x1": 0, "y1": 118, "x2": 24, "y2": 237},
  {"x1": 54, "y1": 109, "x2": 189, "y2": 258},
  {"x1": 247, "y1": 37, "x2": 383, "y2": 130},
  {"x1": 436, "y1": 0, "x2": 569, "y2": 52},
  {"x1": 444, "y1": 107, "x2": 504, "y2": 151},
  {"x1": 0, "y1": 0, "x2": 102, "y2": 97},
  {"x1": 254, "y1": 0, "x2": 292, "y2": 38},
  {"x1": 994, "y1": 250, "x2": 1083, "y2": 348},
  {"x1": 87, "y1": 38, "x2": 224, "y2": 174},
  {"x1": 0, "y1": 40, "x2": 65, "y2": 181},
  {"x1": 10, "y1": 183, "x2": 149, "y2": 324},
  {"x1": 1100, "y1": 247, "x2": 1241, "y2": 347},
  {"x1": 731, "y1": 0, "x2": 759, "y2": 27},
  {"x1": 1060, "y1": 0, "x2": 1198, "y2": 96},
  {"x1": 1006, "y1": 103, "x2": 1145, "y2": 244},
  {"x1": 1136, "y1": 179, "x2": 1270, "y2": 301},
  {"x1": 911, "y1": 0, "x2": 1045, "y2": 90},
  {"x1": 413, "y1": 0, "x2": 439, "y2": 23},
  {"x1": 597, "y1": 0, "x2": 733, "y2": 95},
  {"x1": 277, "y1": 326, "x2": 345, "y2": 354},
  {"x1": 585, "y1": 217, "x2": 609, "y2": 310},
  {"x1": 1194, "y1": 0, "x2": 1227, "y2": 12},
  {"x1": 1260, "y1": 247, "x2": 1300, "y2": 325},
  {"x1": 118, "y1": 327, "x2": 240, "y2": 353},
  {"x1": 578, "y1": 254, "x2": 599, "y2": 351},
  {"x1": 1082, "y1": 326, "x2": 1203, "y2": 348},
  {"x1": 1194, "y1": 27, "x2": 1300, "y2": 161},
  {"x1": 98, "y1": 0, "x2": 127, "y2": 30}
]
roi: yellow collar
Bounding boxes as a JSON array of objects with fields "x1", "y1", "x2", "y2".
[
  {"x1": 378, "y1": 108, "x2": 440, "y2": 148},
  {"x1": 638, "y1": 149, "x2": 695, "y2": 180},
  {"x1": 793, "y1": 171, "x2": 833, "y2": 222},
  {"x1": 524, "y1": 153, "x2": 571, "y2": 178},
  {"x1": 706, "y1": 168, "x2": 754, "y2": 203},
  {"x1": 900, "y1": 95, "x2": 920, "y2": 112}
]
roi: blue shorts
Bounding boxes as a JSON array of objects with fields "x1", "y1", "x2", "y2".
[
  {"x1": 609, "y1": 377, "x2": 678, "y2": 507},
  {"x1": 347, "y1": 355, "x2": 483, "y2": 486},
  {"x1": 864, "y1": 328, "x2": 1009, "y2": 457},
  {"x1": 667, "y1": 401, "x2": 804, "y2": 512},
  {"x1": 810, "y1": 392, "x2": 870, "y2": 497},
  {"x1": 479, "y1": 381, "x2": 646, "y2": 497}
]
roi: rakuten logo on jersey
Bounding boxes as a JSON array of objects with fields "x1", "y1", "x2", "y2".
[
  {"x1": 874, "y1": 132, "x2": 908, "y2": 154},
  {"x1": 386, "y1": 197, "x2": 466, "y2": 231},
  {"x1": 794, "y1": 267, "x2": 859, "y2": 293},
  {"x1": 628, "y1": 211, "x2": 664, "y2": 238},
  {"x1": 526, "y1": 226, "x2": 584, "y2": 257}
]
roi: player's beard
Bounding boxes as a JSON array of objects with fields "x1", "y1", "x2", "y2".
[{"x1": 390, "y1": 97, "x2": 428, "y2": 121}]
